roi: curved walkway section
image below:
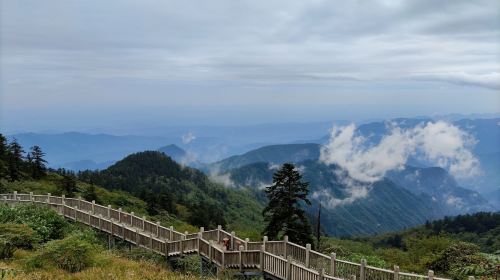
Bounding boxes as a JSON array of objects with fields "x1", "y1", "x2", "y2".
[{"x1": 1, "y1": 192, "x2": 450, "y2": 280}]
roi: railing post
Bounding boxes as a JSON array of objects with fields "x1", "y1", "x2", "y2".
[
  {"x1": 142, "y1": 216, "x2": 146, "y2": 231},
  {"x1": 305, "y1": 243, "x2": 311, "y2": 268},
  {"x1": 130, "y1": 212, "x2": 134, "y2": 225},
  {"x1": 428, "y1": 270, "x2": 434, "y2": 280},
  {"x1": 164, "y1": 240, "x2": 169, "y2": 257},
  {"x1": 74, "y1": 205, "x2": 78, "y2": 220},
  {"x1": 149, "y1": 233, "x2": 153, "y2": 249},
  {"x1": 47, "y1": 193, "x2": 51, "y2": 204},
  {"x1": 283, "y1": 235, "x2": 288, "y2": 258},
  {"x1": 394, "y1": 265, "x2": 400, "y2": 280},
  {"x1": 107, "y1": 205, "x2": 111, "y2": 218},
  {"x1": 286, "y1": 256, "x2": 292, "y2": 280},
  {"x1": 29, "y1": 192, "x2": 33, "y2": 202},
  {"x1": 360, "y1": 259, "x2": 367, "y2": 280},
  {"x1": 239, "y1": 245, "x2": 244, "y2": 271},
  {"x1": 13, "y1": 191, "x2": 17, "y2": 201},
  {"x1": 209, "y1": 240, "x2": 213, "y2": 262},
  {"x1": 222, "y1": 246, "x2": 226, "y2": 268},
  {"x1": 197, "y1": 232, "x2": 201, "y2": 255},
  {"x1": 135, "y1": 229, "x2": 140, "y2": 245},
  {"x1": 331, "y1": 252, "x2": 336, "y2": 276},
  {"x1": 217, "y1": 225, "x2": 221, "y2": 243},
  {"x1": 319, "y1": 268, "x2": 325, "y2": 280},
  {"x1": 91, "y1": 200, "x2": 95, "y2": 214},
  {"x1": 110, "y1": 219, "x2": 114, "y2": 238},
  {"x1": 61, "y1": 194, "x2": 66, "y2": 205},
  {"x1": 169, "y1": 226, "x2": 173, "y2": 241},
  {"x1": 98, "y1": 214, "x2": 102, "y2": 230},
  {"x1": 118, "y1": 208, "x2": 122, "y2": 222},
  {"x1": 180, "y1": 235, "x2": 185, "y2": 255},
  {"x1": 78, "y1": 196, "x2": 82, "y2": 209},
  {"x1": 200, "y1": 226, "x2": 204, "y2": 240},
  {"x1": 259, "y1": 245, "x2": 264, "y2": 272},
  {"x1": 230, "y1": 231, "x2": 235, "y2": 250},
  {"x1": 263, "y1": 236, "x2": 268, "y2": 251},
  {"x1": 245, "y1": 238, "x2": 249, "y2": 251},
  {"x1": 156, "y1": 221, "x2": 160, "y2": 237}
]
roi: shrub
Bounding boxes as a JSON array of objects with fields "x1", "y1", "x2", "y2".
[
  {"x1": 0, "y1": 203, "x2": 69, "y2": 242},
  {"x1": 26, "y1": 232, "x2": 99, "y2": 273},
  {"x1": 0, "y1": 223, "x2": 38, "y2": 249},
  {"x1": 0, "y1": 237, "x2": 15, "y2": 259}
]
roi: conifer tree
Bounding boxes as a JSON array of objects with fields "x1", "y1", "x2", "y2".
[
  {"x1": 262, "y1": 163, "x2": 313, "y2": 246},
  {"x1": 0, "y1": 134, "x2": 8, "y2": 179},
  {"x1": 7, "y1": 139, "x2": 24, "y2": 181},
  {"x1": 30, "y1": 145, "x2": 47, "y2": 179}
]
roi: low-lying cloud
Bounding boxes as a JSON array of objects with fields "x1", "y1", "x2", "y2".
[{"x1": 317, "y1": 121, "x2": 481, "y2": 207}]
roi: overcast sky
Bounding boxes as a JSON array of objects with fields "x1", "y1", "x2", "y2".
[{"x1": 1, "y1": 0, "x2": 499, "y2": 133}]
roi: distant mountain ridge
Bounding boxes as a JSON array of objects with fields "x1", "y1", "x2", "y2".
[
  {"x1": 209, "y1": 143, "x2": 320, "y2": 172},
  {"x1": 158, "y1": 144, "x2": 187, "y2": 163}
]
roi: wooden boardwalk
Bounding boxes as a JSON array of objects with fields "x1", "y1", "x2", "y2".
[{"x1": 2, "y1": 192, "x2": 450, "y2": 280}]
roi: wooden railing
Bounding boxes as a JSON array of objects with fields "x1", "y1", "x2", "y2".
[{"x1": 1, "y1": 192, "x2": 454, "y2": 280}]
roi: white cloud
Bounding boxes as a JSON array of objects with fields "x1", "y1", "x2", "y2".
[
  {"x1": 181, "y1": 132, "x2": 196, "y2": 144},
  {"x1": 318, "y1": 121, "x2": 481, "y2": 207},
  {"x1": 209, "y1": 172, "x2": 235, "y2": 188},
  {"x1": 413, "y1": 72, "x2": 500, "y2": 90}
]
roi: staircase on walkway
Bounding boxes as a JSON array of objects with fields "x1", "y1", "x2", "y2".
[{"x1": 1, "y1": 192, "x2": 454, "y2": 280}]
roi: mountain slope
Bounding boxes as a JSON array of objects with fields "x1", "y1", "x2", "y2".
[
  {"x1": 77, "y1": 151, "x2": 264, "y2": 237},
  {"x1": 210, "y1": 143, "x2": 320, "y2": 172},
  {"x1": 387, "y1": 166, "x2": 493, "y2": 214},
  {"x1": 157, "y1": 144, "x2": 187, "y2": 163},
  {"x1": 226, "y1": 161, "x2": 446, "y2": 236}
]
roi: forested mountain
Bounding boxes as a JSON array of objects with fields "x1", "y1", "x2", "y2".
[
  {"x1": 157, "y1": 144, "x2": 187, "y2": 163},
  {"x1": 209, "y1": 143, "x2": 320, "y2": 172},
  {"x1": 222, "y1": 160, "x2": 492, "y2": 237},
  {"x1": 77, "y1": 151, "x2": 264, "y2": 235},
  {"x1": 355, "y1": 211, "x2": 500, "y2": 254},
  {"x1": 386, "y1": 166, "x2": 493, "y2": 214}
]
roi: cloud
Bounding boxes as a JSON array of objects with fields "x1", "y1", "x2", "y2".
[
  {"x1": 312, "y1": 170, "x2": 371, "y2": 208},
  {"x1": 181, "y1": 132, "x2": 196, "y2": 144},
  {"x1": 317, "y1": 121, "x2": 481, "y2": 207},
  {"x1": 209, "y1": 172, "x2": 236, "y2": 188},
  {"x1": 413, "y1": 72, "x2": 500, "y2": 90}
]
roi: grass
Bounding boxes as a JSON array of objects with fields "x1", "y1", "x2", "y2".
[{"x1": 1, "y1": 249, "x2": 203, "y2": 280}]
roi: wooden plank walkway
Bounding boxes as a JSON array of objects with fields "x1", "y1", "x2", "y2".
[{"x1": 1, "y1": 192, "x2": 450, "y2": 280}]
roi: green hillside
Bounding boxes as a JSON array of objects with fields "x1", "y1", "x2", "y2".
[
  {"x1": 210, "y1": 143, "x2": 320, "y2": 171},
  {"x1": 77, "y1": 151, "x2": 264, "y2": 238},
  {"x1": 226, "y1": 161, "x2": 446, "y2": 236},
  {"x1": 318, "y1": 212, "x2": 500, "y2": 280}
]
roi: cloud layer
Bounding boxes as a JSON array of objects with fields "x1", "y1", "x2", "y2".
[
  {"x1": 1, "y1": 0, "x2": 499, "y2": 132},
  {"x1": 317, "y1": 121, "x2": 480, "y2": 207},
  {"x1": 320, "y1": 121, "x2": 480, "y2": 182}
]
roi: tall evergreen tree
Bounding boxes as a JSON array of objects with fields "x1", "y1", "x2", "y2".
[
  {"x1": 30, "y1": 145, "x2": 47, "y2": 179},
  {"x1": 262, "y1": 163, "x2": 313, "y2": 246},
  {"x1": 7, "y1": 139, "x2": 24, "y2": 181},
  {"x1": 0, "y1": 134, "x2": 8, "y2": 179}
]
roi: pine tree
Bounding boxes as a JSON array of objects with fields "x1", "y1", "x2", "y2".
[
  {"x1": 61, "y1": 175, "x2": 77, "y2": 197},
  {"x1": 7, "y1": 139, "x2": 24, "y2": 181},
  {"x1": 30, "y1": 145, "x2": 47, "y2": 179},
  {"x1": 83, "y1": 183, "x2": 98, "y2": 203},
  {"x1": 0, "y1": 134, "x2": 8, "y2": 179},
  {"x1": 262, "y1": 163, "x2": 313, "y2": 246}
]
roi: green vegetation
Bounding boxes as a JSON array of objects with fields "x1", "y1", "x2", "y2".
[
  {"x1": 76, "y1": 151, "x2": 264, "y2": 237},
  {"x1": 319, "y1": 212, "x2": 500, "y2": 280},
  {"x1": 263, "y1": 163, "x2": 314, "y2": 246},
  {"x1": 0, "y1": 203, "x2": 203, "y2": 280}
]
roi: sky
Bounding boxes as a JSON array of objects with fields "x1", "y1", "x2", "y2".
[{"x1": 1, "y1": 0, "x2": 499, "y2": 134}]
